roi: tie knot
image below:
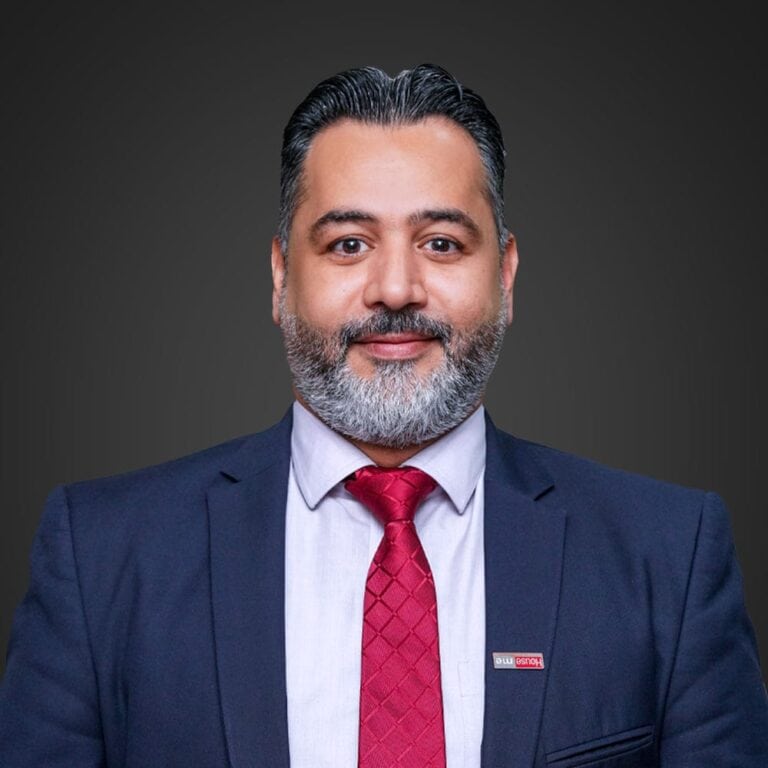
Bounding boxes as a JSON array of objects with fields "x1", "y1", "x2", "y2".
[{"x1": 345, "y1": 465, "x2": 437, "y2": 525}]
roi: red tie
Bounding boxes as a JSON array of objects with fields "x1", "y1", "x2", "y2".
[{"x1": 345, "y1": 466, "x2": 446, "y2": 768}]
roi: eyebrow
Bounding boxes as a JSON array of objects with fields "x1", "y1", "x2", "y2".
[
  {"x1": 309, "y1": 207, "x2": 481, "y2": 243},
  {"x1": 408, "y1": 208, "x2": 481, "y2": 239},
  {"x1": 309, "y1": 209, "x2": 378, "y2": 244}
]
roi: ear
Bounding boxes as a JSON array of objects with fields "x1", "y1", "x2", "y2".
[
  {"x1": 501, "y1": 234, "x2": 519, "y2": 325},
  {"x1": 271, "y1": 236, "x2": 286, "y2": 326}
]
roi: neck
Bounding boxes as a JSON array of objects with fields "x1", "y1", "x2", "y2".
[{"x1": 346, "y1": 437, "x2": 438, "y2": 468}]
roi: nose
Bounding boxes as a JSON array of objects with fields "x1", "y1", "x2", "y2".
[{"x1": 362, "y1": 245, "x2": 428, "y2": 311}]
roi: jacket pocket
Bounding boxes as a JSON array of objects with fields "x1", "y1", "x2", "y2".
[{"x1": 545, "y1": 724, "x2": 655, "y2": 767}]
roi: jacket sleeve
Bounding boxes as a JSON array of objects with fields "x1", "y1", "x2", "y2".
[
  {"x1": 660, "y1": 491, "x2": 768, "y2": 764},
  {"x1": 0, "y1": 486, "x2": 105, "y2": 766}
]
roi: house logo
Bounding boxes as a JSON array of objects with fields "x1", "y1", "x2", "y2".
[{"x1": 492, "y1": 652, "x2": 545, "y2": 670}]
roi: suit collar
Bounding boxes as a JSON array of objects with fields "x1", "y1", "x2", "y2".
[
  {"x1": 484, "y1": 411, "x2": 555, "y2": 500},
  {"x1": 218, "y1": 407, "x2": 294, "y2": 482}
]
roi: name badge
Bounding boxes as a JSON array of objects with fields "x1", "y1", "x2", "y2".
[{"x1": 492, "y1": 651, "x2": 545, "y2": 670}]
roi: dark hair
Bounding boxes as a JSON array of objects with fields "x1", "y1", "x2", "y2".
[{"x1": 278, "y1": 64, "x2": 508, "y2": 254}]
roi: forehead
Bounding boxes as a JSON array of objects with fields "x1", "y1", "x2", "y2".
[{"x1": 296, "y1": 117, "x2": 491, "y2": 223}]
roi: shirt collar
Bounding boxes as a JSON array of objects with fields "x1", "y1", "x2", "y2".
[
  {"x1": 290, "y1": 401, "x2": 486, "y2": 514},
  {"x1": 403, "y1": 405, "x2": 486, "y2": 514},
  {"x1": 290, "y1": 402, "x2": 372, "y2": 509}
]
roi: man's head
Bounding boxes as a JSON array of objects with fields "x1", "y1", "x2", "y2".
[{"x1": 272, "y1": 65, "x2": 519, "y2": 453}]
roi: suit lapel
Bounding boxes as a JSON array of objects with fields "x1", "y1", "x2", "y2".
[
  {"x1": 482, "y1": 416, "x2": 567, "y2": 767},
  {"x1": 208, "y1": 412, "x2": 293, "y2": 768}
]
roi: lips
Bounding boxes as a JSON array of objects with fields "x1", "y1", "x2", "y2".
[
  {"x1": 353, "y1": 332, "x2": 438, "y2": 360},
  {"x1": 355, "y1": 332, "x2": 434, "y2": 344}
]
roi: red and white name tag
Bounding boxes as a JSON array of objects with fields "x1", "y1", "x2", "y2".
[{"x1": 492, "y1": 652, "x2": 545, "y2": 670}]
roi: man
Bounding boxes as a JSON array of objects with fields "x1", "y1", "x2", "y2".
[{"x1": 0, "y1": 64, "x2": 766, "y2": 767}]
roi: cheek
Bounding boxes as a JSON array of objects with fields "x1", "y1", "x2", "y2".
[
  {"x1": 431, "y1": 267, "x2": 502, "y2": 325},
  {"x1": 286, "y1": 268, "x2": 362, "y2": 326}
]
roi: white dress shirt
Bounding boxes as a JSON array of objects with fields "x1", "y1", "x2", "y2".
[{"x1": 285, "y1": 401, "x2": 487, "y2": 768}]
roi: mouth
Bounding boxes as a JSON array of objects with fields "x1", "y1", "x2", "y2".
[{"x1": 352, "y1": 332, "x2": 438, "y2": 360}]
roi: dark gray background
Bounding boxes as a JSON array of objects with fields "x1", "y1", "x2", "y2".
[{"x1": 2, "y1": 3, "x2": 766, "y2": 676}]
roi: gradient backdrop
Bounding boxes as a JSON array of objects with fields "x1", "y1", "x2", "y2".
[{"x1": 2, "y1": 4, "x2": 766, "y2": 675}]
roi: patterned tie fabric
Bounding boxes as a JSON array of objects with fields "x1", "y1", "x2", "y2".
[{"x1": 345, "y1": 465, "x2": 446, "y2": 768}]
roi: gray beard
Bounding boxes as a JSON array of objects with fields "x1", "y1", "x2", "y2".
[{"x1": 279, "y1": 298, "x2": 507, "y2": 449}]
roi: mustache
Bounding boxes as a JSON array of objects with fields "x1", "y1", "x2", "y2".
[{"x1": 339, "y1": 309, "x2": 453, "y2": 349}]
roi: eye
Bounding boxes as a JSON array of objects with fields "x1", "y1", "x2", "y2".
[
  {"x1": 423, "y1": 237, "x2": 461, "y2": 255},
  {"x1": 330, "y1": 238, "x2": 370, "y2": 256}
]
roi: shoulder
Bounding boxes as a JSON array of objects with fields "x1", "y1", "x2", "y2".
[
  {"x1": 57, "y1": 412, "x2": 292, "y2": 537},
  {"x1": 490, "y1": 423, "x2": 720, "y2": 546},
  {"x1": 524, "y1": 433, "x2": 704, "y2": 506}
]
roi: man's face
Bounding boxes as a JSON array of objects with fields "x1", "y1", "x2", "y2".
[{"x1": 272, "y1": 116, "x2": 518, "y2": 448}]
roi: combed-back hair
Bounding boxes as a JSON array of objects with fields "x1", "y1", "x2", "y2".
[{"x1": 278, "y1": 64, "x2": 508, "y2": 254}]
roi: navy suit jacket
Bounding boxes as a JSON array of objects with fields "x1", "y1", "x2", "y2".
[{"x1": 1, "y1": 410, "x2": 767, "y2": 766}]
